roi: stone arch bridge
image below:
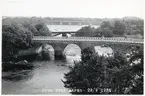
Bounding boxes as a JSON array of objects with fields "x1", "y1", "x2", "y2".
[{"x1": 32, "y1": 36, "x2": 143, "y2": 60}]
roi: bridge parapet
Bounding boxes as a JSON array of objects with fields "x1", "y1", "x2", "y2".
[{"x1": 32, "y1": 36, "x2": 144, "y2": 44}]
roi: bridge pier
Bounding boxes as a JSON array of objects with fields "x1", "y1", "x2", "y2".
[{"x1": 55, "y1": 47, "x2": 65, "y2": 60}]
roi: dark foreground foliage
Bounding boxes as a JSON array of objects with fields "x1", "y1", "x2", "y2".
[{"x1": 63, "y1": 46, "x2": 143, "y2": 94}]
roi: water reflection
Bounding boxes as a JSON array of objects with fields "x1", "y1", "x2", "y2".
[{"x1": 66, "y1": 55, "x2": 81, "y2": 65}]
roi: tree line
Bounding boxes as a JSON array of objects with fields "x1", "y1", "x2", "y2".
[{"x1": 75, "y1": 17, "x2": 143, "y2": 38}]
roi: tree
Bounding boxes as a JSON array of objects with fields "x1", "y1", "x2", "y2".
[
  {"x1": 96, "y1": 21, "x2": 114, "y2": 37},
  {"x1": 101, "y1": 21, "x2": 113, "y2": 29},
  {"x1": 123, "y1": 18, "x2": 143, "y2": 38},
  {"x1": 128, "y1": 45, "x2": 143, "y2": 94},
  {"x1": 2, "y1": 18, "x2": 53, "y2": 61},
  {"x1": 63, "y1": 47, "x2": 126, "y2": 94},
  {"x1": 113, "y1": 20, "x2": 126, "y2": 36},
  {"x1": 24, "y1": 23, "x2": 40, "y2": 36},
  {"x1": 97, "y1": 27, "x2": 114, "y2": 37},
  {"x1": 35, "y1": 23, "x2": 52, "y2": 36},
  {"x1": 2, "y1": 23, "x2": 33, "y2": 61},
  {"x1": 75, "y1": 26, "x2": 96, "y2": 37},
  {"x1": 62, "y1": 46, "x2": 143, "y2": 94}
]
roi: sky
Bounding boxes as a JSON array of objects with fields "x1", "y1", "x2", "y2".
[{"x1": 1, "y1": 0, "x2": 144, "y2": 18}]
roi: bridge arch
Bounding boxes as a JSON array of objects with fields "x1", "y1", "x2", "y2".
[
  {"x1": 63, "y1": 44, "x2": 82, "y2": 55},
  {"x1": 63, "y1": 44, "x2": 82, "y2": 64},
  {"x1": 39, "y1": 43, "x2": 55, "y2": 60}
]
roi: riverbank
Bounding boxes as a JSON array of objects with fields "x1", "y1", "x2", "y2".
[{"x1": 2, "y1": 60, "x2": 33, "y2": 72}]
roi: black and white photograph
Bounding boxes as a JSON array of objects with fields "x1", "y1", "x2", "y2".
[{"x1": 1, "y1": 0, "x2": 144, "y2": 95}]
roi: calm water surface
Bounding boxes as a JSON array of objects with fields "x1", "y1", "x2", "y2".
[{"x1": 2, "y1": 61, "x2": 70, "y2": 94}]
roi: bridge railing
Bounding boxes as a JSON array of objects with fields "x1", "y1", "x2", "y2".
[
  {"x1": 32, "y1": 36, "x2": 144, "y2": 43},
  {"x1": 34, "y1": 36, "x2": 142, "y2": 40}
]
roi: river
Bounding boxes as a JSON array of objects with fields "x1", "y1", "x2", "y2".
[{"x1": 2, "y1": 61, "x2": 71, "y2": 94}]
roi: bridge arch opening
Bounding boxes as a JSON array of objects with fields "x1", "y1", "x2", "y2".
[
  {"x1": 41, "y1": 44, "x2": 55, "y2": 60},
  {"x1": 63, "y1": 44, "x2": 81, "y2": 65},
  {"x1": 94, "y1": 45, "x2": 114, "y2": 57}
]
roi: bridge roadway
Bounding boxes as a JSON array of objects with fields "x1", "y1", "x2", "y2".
[{"x1": 32, "y1": 36, "x2": 144, "y2": 44}]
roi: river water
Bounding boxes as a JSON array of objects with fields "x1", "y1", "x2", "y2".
[{"x1": 2, "y1": 61, "x2": 71, "y2": 95}]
